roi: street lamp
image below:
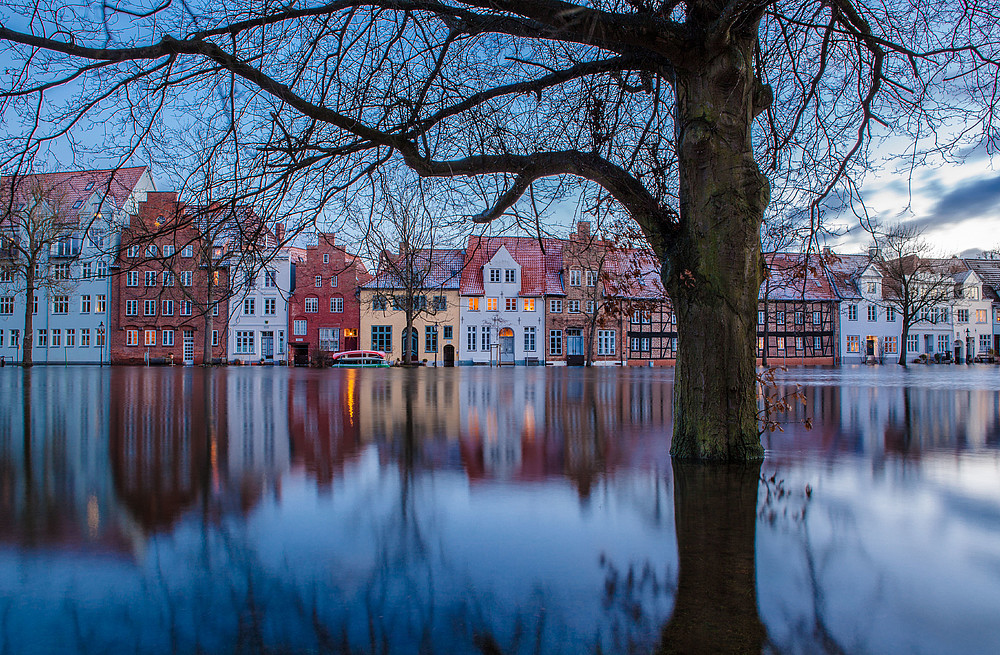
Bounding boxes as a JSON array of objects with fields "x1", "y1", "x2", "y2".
[
  {"x1": 965, "y1": 327, "x2": 971, "y2": 365},
  {"x1": 97, "y1": 321, "x2": 105, "y2": 367}
]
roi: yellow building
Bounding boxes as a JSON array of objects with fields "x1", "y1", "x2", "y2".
[{"x1": 359, "y1": 248, "x2": 465, "y2": 366}]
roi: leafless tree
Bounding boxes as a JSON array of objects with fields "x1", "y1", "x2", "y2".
[
  {"x1": 870, "y1": 224, "x2": 953, "y2": 367},
  {"x1": 2, "y1": 2, "x2": 1000, "y2": 458}
]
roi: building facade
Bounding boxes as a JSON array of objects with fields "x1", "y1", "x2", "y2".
[
  {"x1": 226, "y1": 230, "x2": 291, "y2": 364},
  {"x1": 758, "y1": 253, "x2": 838, "y2": 365},
  {"x1": 0, "y1": 167, "x2": 155, "y2": 364}
]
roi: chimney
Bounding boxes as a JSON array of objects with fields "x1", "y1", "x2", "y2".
[
  {"x1": 576, "y1": 221, "x2": 591, "y2": 240},
  {"x1": 275, "y1": 223, "x2": 285, "y2": 243},
  {"x1": 822, "y1": 246, "x2": 831, "y2": 258},
  {"x1": 868, "y1": 246, "x2": 878, "y2": 259}
]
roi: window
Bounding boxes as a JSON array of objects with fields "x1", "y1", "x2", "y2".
[
  {"x1": 568, "y1": 300, "x2": 580, "y2": 313},
  {"x1": 977, "y1": 309, "x2": 988, "y2": 323},
  {"x1": 489, "y1": 269, "x2": 501, "y2": 283},
  {"x1": 846, "y1": 335, "x2": 860, "y2": 353},
  {"x1": 96, "y1": 329, "x2": 105, "y2": 347},
  {"x1": 505, "y1": 269, "x2": 516, "y2": 283},
  {"x1": 371, "y1": 325, "x2": 392, "y2": 352},
  {"x1": 907, "y1": 334, "x2": 919, "y2": 352},
  {"x1": 79, "y1": 295, "x2": 91, "y2": 313},
  {"x1": 323, "y1": 253, "x2": 330, "y2": 264},
  {"x1": 757, "y1": 310, "x2": 764, "y2": 325},
  {"x1": 505, "y1": 298, "x2": 517, "y2": 311},
  {"x1": 0, "y1": 297, "x2": 14, "y2": 315},
  {"x1": 278, "y1": 331, "x2": 285, "y2": 354},
  {"x1": 163, "y1": 245, "x2": 175, "y2": 257},
  {"x1": 937, "y1": 334, "x2": 949, "y2": 353},
  {"x1": 126, "y1": 329, "x2": 138, "y2": 346},
  {"x1": 482, "y1": 325, "x2": 491, "y2": 350},
  {"x1": 163, "y1": 330, "x2": 174, "y2": 346},
  {"x1": 373, "y1": 296, "x2": 388, "y2": 311},
  {"x1": 968, "y1": 287, "x2": 980, "y2": 300},
  {"x1": 847, "y1": 304, "x2": 858, "y2": 321},
  {"x1": 162, "y1": 299, "x2": 174, "y2": 316},
  {"x1": 776, "y1": 337, "x2": 785, "y2": 352},
  {"x1": 586, "y1": 270, "x2": 598, "y2": 287},
  {"x1": 597, "y1": 330, "x2": 615, "y2": 355},
  {"x1": 236, "y1": 330, "x2": 255, "y2": 354},
  {"x1": 180, "y1": 271, "x2": 192, "y2": 286},
  {"x1": 264, "y1": 298, "x2": 276, "y2": 315},
  {"x1": 144, "y1": 329, "x2": 156, "y2": 347},
  {"x1": 480, "y1": 297, "x2": 495, "y2": 311},
  {"x1": 468, "y1": 297, "x2": 479, "y2": 311},
  {"x1": 776, "y1": 310, "x2": 785, "y2": 325},
  {"x1": 794, "y1": 311, "x2": 804, "y2": 325},
  {"x1": 586, "y1": 300, "x2": 596, "y2": 314},
  {"x1": 319, "y1": 328, "x2": 340, "y2": 351},
  {"x1": 330, "y1": 275, "x2": 338, "y2": 288},
  {"x1": 125, "y1": 299, "x2": 138, "y2": 316},
  {"x1": 467, "y1": 325, "x2": 477, "y2": 351},
  {"x1": 304, "y1": 297, "x2": 319, "y2": 313},
  {"x1": 244, "y1": 298, "x2": 255, "y2": 315},
  {"x1": 886, "y1": 306, "x2": 896, "y2": 322},
  {"x1": 96, "y1": 295, "x2": 106, "y2": 313},
  {"x1": 957, "y1": 309, "x2": 969, "y2": 323},
  {"x1": 0, "y1": 269, "x2": 10, "y2": 283},
  {"x1": 433, "y1": 295, "x2": 447, "y2": 310},
  {"x1": 570, "y1": 269, "x2": 581, "y2": 286},
  {"x1": 181, "y1": 245, "x2": 193, "y2": 257},
  {"x1": 885, "y1": 336, "x2": 897, "y2": 354},
  {"x1": 9, "y1": 330, "x2": 18, "y2": 349},
  {"x1": 443, "y1": 325, "x2": 453, "y2": 339},
  {"x1": 144, "y1": 300, "x2": 156, "y2": 316},
  {"x1": 981, "y1": 333, "x2": 991, "y2": 353},
  {"x1": 425, "y1": 325, "x2": 438, "y2": 352},
  {"x1": 315, "y1": 275, "x2": 322, "y2": 287},
  {"x1": 163, "y1": 271, "x2": 175, "y2": 286},
  {"x1": 549, "y1": 330, "x2": 562, "y2": 355},
  {"x1": 795, "y1": 336, "x2": 804, "y2": 351},
  {"x1": 523, "y1": 298, "x2": 535, "y2": 312},
  {"x1": 524, "y1": 326, "x2": 536, "y2": 351},
  {"x1": 97, "y1": 261, "x2": 108, "y2": 277},
  {"x1": 80, "y1": 329, "x2": 90, "y2": 347},
  {"x1": 293, "y1": 319, "x2": 307, "y2": 336},
  {"x1": 330, "y1": 297, "x2": 344, "y2": 313},
  {"x1": 82, "y1": 262, "x2": 92, "y2": 278},
  {"x1": 866, "y1": 282, "x2": 878, "y2": 294},
  {"x1": 263, "y1": 270, "x2": 276, "y2": 288},
  {"x1": 212, "y1": 330, "x2": 219, "y2": 347},
  {"x1": 144, "y1": 244, "x2": 156, "y2": 258},
  {"x1": 32, "y1": 296, "x2": 37, "y2": 315},
  {"x1": 51, "y1": 329, "x2": 61, "y2": 347},
  {"x1": 180, "y1": 301, "x2": 192, "y2": 316},
  {"x1": 867, "y1": 305, "x2": 877, "y2": 321},
  {"x1": 126, "y1": 245, "x2": 140, "y2": 258},
  {"x1": 126, "y1": 271, "x2": 138, "y2": 287}
]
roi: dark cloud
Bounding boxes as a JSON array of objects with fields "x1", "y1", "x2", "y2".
[{"x1": 922, "y1": 173, "x2": 1000, "y2": 226}]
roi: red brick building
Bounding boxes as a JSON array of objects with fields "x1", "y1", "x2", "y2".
[
  {"x1": 110, "y1": 191, "x2": 230, "y2": 365},
  {"x1": 287, "y1": 233, "x2": 370, "y2": 366}
]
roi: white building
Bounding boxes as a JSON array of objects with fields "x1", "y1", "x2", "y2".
[
  {"x1": 949, "y1": 269, "x2": 993, "y2": 362},
  {"x1": 826, "y1": 254, "x2": 908, "y2": 364},
  {"x1": 226, "y1": 248, "x2": 292, "y2": 363},
  {"x1": 458, "y1": 238, "x2": 555, "y2": 365},
  {"x1": 0, "y1": 167, "x2": 155, "y2": 364}
]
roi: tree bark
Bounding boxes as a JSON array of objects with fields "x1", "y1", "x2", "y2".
[
  {"x1": 898, "y1": 316, "x2": 909, "y2": 367},
  {"x1": 666, "y1": 33, "x2": 768, "y2": 460},
  {"x1": 21, "y1": 266, "x2": 34, "y2": 367}
]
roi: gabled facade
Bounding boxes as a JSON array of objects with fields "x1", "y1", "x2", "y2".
[
  {"x1": 948, "y1": 267, "x2": 993, "y2": 362},
  {"x1": 225, "y1": 225, "x2": 291, "y2": 364},
  {"x1": 606, "y1": 251, "x2": 678, "y2": 366},
  {"x1": 287, "y1": 234, "x2": 369, "y2": 366},
  {"x1": 0, "y1": 166, "x2": 155, "y2": 364},
  {"x1": 758, "y1": 253, "x2": 838, "y2": 365},
  {"x1": 962, "y1": 257, "x2": 1000, "y2": 356},
  {"x1": 459, "y1": 237, "x2": 559, "y2": 365},
  {"x1": 825, "y1": 253, "x2": 903, "y2": 364},
  {"x1": 110, "y1": 191, "x2": 230, "y2": 365},
  {"x1": 359, "y1": 248, "x2": 464, "y2": 365}
]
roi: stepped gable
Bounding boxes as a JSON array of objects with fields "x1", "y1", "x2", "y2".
[
  {"x1": 363, "y1": 248, "x2": 466, "y2": 290},
  {"x1": 459, "y1": 235, "x2": 563, "y2": 296},
  {"x1": 763, "y1": 252, "x2": 838, "y2": 301},
  {"x1": 1, "y1": 166, "x2": 148, "y2": 223},
  {"x1": 602, "y1": 248, "x2": 665, "y2": 300}
]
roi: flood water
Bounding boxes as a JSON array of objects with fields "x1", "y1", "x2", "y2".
[{"x1": 0, "y1": 365, "x2": 997, "y2": 654}]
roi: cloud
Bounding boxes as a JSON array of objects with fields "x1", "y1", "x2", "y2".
[{"x1": 921, "y1": 173, "x2": 1000, "y2": 225}]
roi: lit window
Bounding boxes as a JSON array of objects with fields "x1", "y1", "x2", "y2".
[
  {"x1": 468, "y1": 297, "x2": 480, "y2": 311},
  {"x1": 523, "y1": 298, "x2": 535, "y2": 312},
  {"x1": 144, "y1": 329, "x2": 156, "y2": 346},
  {"x1": 126, "y1": 329, "x2": 138, "y2": 346},
  {"x1": 486, "y1": 298, "x2": 498, "y2": 311}
]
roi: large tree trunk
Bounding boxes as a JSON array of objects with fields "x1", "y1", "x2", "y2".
[
  {"x1": 666, "y1": 31, "x2": 768, "y2": 460},
  {"x1": 21, "y1": 271, "x2": 34, "y2": 367}
]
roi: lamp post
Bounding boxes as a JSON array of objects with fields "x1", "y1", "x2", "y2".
[
  {"x1": 965, "y1": 327, "x2": 971, "y2": 365},
  {"x1": 97, "y1": 321, "x2": 105, "y2": 367}
]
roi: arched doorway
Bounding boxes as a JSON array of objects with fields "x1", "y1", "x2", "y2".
[
  {"x1": 402, "y1": 327, "x2": 418, "y2": 364},
  {"x1": 443, "y1": 344, "x2": 455, "y2": 367},
  {"x1": 499, "y1": 327, "x2": 515, "y2": 365}
]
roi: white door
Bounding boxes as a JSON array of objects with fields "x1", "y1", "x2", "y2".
[{"x1": 183, "y1": 329, "x2": 194, "y2": 365}]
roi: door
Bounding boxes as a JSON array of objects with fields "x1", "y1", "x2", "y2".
[
  {"x1": 261, "y1": 331, "x2": 274, "y2": 360},
  {"x1": 343, "y1": 329, "x2": 358, "y2": 351},
  {"x1": 499, "y1": 327, "x2": 515, "y2": 365},
  {"x1": 402, "y1": 328, "x2": 418, "y2": 363},
  {"x1": 443, "y1": 344, "x2": 455, "y2": 367},
  {"x1": 292, "y1": 343, "x2": 310, "y2": 367},
  {"x1": 866, "y1": 336, "x2": 876, "y2": 357},
  {"x1": 567, "y1": 328, "x2": 585, "y2": 366},
  {"x1": 183, "y1": 330, "x2": 194, "y2": 365}
]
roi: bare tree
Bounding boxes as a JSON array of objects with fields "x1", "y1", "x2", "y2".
[
  {"x1": 3, "y1": 2, "x2": 1000, "y2": 458},
  {"x1": 0, "y1": 178, "x2": 77, "y2": 366},
  {"x1": 871, "y1": 224, "x2": 953, "y2": 367}
]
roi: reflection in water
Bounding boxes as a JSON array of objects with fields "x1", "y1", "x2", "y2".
[{"x1": 0, "y1": 366, "x2": 997, "y2": 653}]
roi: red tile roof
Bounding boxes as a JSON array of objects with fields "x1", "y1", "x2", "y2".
[
  {"x1": 460, "y1": 236, "x2": 564, "y2": 296},
  {"x1": 603, "y1": 248, "x2": 666, "y2": 299},
  {"x1": 364, "y1": 248, "x2": 466, "y2": 290},
  {"x1": 763, "y1": 252, "x2": 838, "y2": 301},
  {"x1": 1, "y1": 166, "x2": 149, "y2": 224}
]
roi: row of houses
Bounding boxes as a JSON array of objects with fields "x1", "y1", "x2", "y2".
[{"x1": 3, "y1": 167, "x2": 1000, "y2": 367}]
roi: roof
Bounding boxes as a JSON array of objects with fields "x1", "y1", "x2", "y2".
[
  {"x1": 963, "y1": 258, "x2": 1000, "y2": 301},
  {"x1": 603, "y1": 248, "x2": 666, "y2": 300},
  {"x1": 362, "y1": 248, "x2": 466, "y2": 290},
  {"x1": 763, "y1": 252, "x2": 838, "y2": 301},
  {"x1": 459, "y1": 236, "x2": 563, "y2": 296},
  {"x1": 0, "y1": 166, "x2": 149, "y2": 224},
  {"x1": 822, "y1": 252, "x2": 873, "y2": 300}
]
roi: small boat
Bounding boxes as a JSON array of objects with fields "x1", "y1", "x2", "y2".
[{"x1": 329, "y1": 349, "x2": 391, "y2": 368}]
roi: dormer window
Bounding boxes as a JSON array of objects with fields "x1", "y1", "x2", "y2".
[
  {"x1": 489, "y1": 268, "x2": 500, "y2": 283},
  {"x1": 72, "y1": 199, "x2": 83, "y2": 209},
  {"x1": 968, "y1": 286, "x2": 980, "y2": 300},
  {"x1": 865, "y1": 282, "x2": 877, "y2": 294},
  {"x1": 84, "y1": 181, "x2": 95, "y2": 191}
]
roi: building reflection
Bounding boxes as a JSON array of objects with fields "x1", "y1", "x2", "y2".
[{"x1": 287, "y1": 370, "x2": 363, "y2": 487}]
